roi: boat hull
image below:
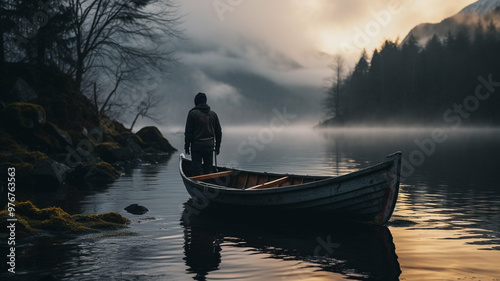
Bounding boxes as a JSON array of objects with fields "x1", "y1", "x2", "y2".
[{"x1": 180, "y1": 152, "x2": 401, "y2": 225}]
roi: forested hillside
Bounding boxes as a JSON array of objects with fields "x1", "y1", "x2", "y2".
[{"x1": 322, "y1": 19, "x2": 500, "y2": 126}]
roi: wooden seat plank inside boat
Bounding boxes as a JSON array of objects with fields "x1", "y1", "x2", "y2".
[
  {"x1": 246, "y1": 176, "x2": 290, "y2": 190},
  {"x1": 182, "y1": 158, "x2": 330, "y2": 191},
  {"x1": 189, "y1": 170, "x2": 233, "y2": 181}
]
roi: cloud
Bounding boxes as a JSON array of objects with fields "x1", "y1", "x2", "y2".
[
  {"x1": 179, "y1": 1, "x2": 476, "y2": 78},
  {"x1": 180, "y1": 44, "x2": 325, "y2": 89},
  {"x1": 193, "y1": 70, "x2": 243, "y2": 104},
  {"x1": 158, "y1": 1, "x2": 478, "y2": 126}
]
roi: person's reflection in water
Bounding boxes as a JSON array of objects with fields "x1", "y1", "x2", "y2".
[{"x1": 182, "y1": 216, "x2": 222, "y2": 280}]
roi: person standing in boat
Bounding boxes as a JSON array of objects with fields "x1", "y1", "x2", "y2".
[{"x1": 184, "y1": 92, "x2": 222, "y2": 176}]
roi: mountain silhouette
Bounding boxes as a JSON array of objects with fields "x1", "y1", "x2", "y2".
[{"x1": 404, "y1": 0, "x2": 500, "y2": 44}]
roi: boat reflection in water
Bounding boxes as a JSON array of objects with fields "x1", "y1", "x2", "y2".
[{"x1": 181, "y1": 200, "x2": 401, "y2": 281}]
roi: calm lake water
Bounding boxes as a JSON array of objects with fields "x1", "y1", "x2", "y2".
[{"x1": 2, "y1": 127, "x2": 500, "y2": 281}]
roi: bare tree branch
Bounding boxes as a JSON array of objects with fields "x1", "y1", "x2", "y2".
[
  {"x1": 68, "y1": 0, "x2": 182, "y2": 90},
  {"x1": 65, "y1": 0, "x2": 182, "y2": 125},
  {"x1": 129, "y1": 89, "x2": 165, "y2": 131},
  {"x1": 324, "y1": 54, "x2": 346, "y2": 119}
]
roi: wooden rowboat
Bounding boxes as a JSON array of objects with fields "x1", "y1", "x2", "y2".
[{"x1": 179, "y1": 152, "x2": 402, "y2": 225}]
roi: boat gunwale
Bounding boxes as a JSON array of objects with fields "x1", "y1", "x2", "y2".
[{"x1": 179, "y1": 152, "x2": 400, "y2": 194}]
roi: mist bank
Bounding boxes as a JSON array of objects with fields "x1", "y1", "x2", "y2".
[{"x1": 161, "y1": 123, "x2": 500, "y2": 149}]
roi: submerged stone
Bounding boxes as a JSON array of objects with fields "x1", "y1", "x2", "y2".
[{"x1": 124, "y1": 204, "x2": 149, "y2": 215}]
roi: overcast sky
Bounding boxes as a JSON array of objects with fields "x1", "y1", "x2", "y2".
[{"x1": 147, "y1": 0, "x2": 477, "y2": 129}]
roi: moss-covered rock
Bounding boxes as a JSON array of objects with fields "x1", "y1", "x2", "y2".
[
  {"x1": 136, "y1": 126, "x2": 176, "y2": 153},
  {"x1": 3, "y1": 102, "x2": 46, "y2": 130},
  {"x1": 94, "y1": 162, "x2": 121, "y2": 178},
  {"x1": 28, "y1": 126, "x2": 65, "y2": 153},
  {"x1": 9, "y1": 162, "x2": 35, "y2": 175},
  {"x1": 1, "y1": 64, "x2": 103, "y2": 138},
  {"x1": 5, "y1": 77, "x2": 38, "y2": 103},
  {"x1": 96, "y1": 142, "x2": 120, "y2": 151},
  {"x1": 99, "y1": 118, "x2": 129, "y2": 136},
  {"x1": 3, "y1": 162, "x2": 34, "y2": 183},
  {"x1": 0, "y1": 65, "x2": 145, "y2": 190},
  {"x1": 0, "y1": 201, "x2": 130, "y2": 238},
  {"x1": 0, "y1": 211, "x2": 42, "y2": 237},
  {"x1": 68, "y1": 161, "x2": 121, "y2": 186},
  {"x1": 95, "y1": 141, "x2": 136, "y2": 163},
  {"x1": 65, "y1": 129, "x2": 85, "y2": 146},
  {"x1": 2, "y1": 151, "x2": 48, "y2": 165},
  {"x1": 113, "y1": 132, "x2": 145, "y2": 148},
  {"x1": 109, "y1": 132, "x2": 146, "y2": 160},
  {"x1": 73, "y1": 212, "x2": 130, "y2": 229},
  {"x1": 0, "y1": 129, "x2": 48, "y2": 168},
  {"x1": 0, "y1": 128, "x2": 27, "y2": 154},
  {"x1": 45, "y1": 122, "x2": 73, "y2": 146},
  {"x1": 32, "y1": 158, "x2": 70, "y2": 190},
  {"x1": 1, "y1": 121, "x2": 71, "y2": 154},
  {"x1": 104, "y1": 147, "x2": 135, "y2": 163},
  {"x1": 0, "y1": 201, "x2": 90, "y2": 236},
  {"x1": 0, "y1": 147, "x2": 51, "y2": 190},
  {"x1": 95, "y1": 142, "x2": 118, "y2": 157}
]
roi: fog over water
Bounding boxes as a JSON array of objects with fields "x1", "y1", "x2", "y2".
[{"x1": 6, "y1": 126, "x2": 499, "y2": 280}]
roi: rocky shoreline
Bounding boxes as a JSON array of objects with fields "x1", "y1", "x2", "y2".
[
  {"x1": 0, "y1": 63, "x2": 177, "y2": 241},
  {"x1": 1, "y1": 63, "x2": 177, "y2": 191}
]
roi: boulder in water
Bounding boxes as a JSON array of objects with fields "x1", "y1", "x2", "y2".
[{"x1": 124, "y1": 204, "x2": 149, "y2": 215}]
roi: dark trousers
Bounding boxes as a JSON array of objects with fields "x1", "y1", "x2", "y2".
[{"x1": 191, "y1": 139, "x2": 214, "y2": 176}]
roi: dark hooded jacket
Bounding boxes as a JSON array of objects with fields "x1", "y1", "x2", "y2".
[{"x1": 184, "y1": 94, "x2": 222, "y2": 151}]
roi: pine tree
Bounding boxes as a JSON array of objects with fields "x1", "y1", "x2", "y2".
[
  {"x1": 348, "y1": 49, "x2": 370, "y2": 120},
  {"x1": 401, "y1": 33, "x2": 421, "y2": 113}
]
